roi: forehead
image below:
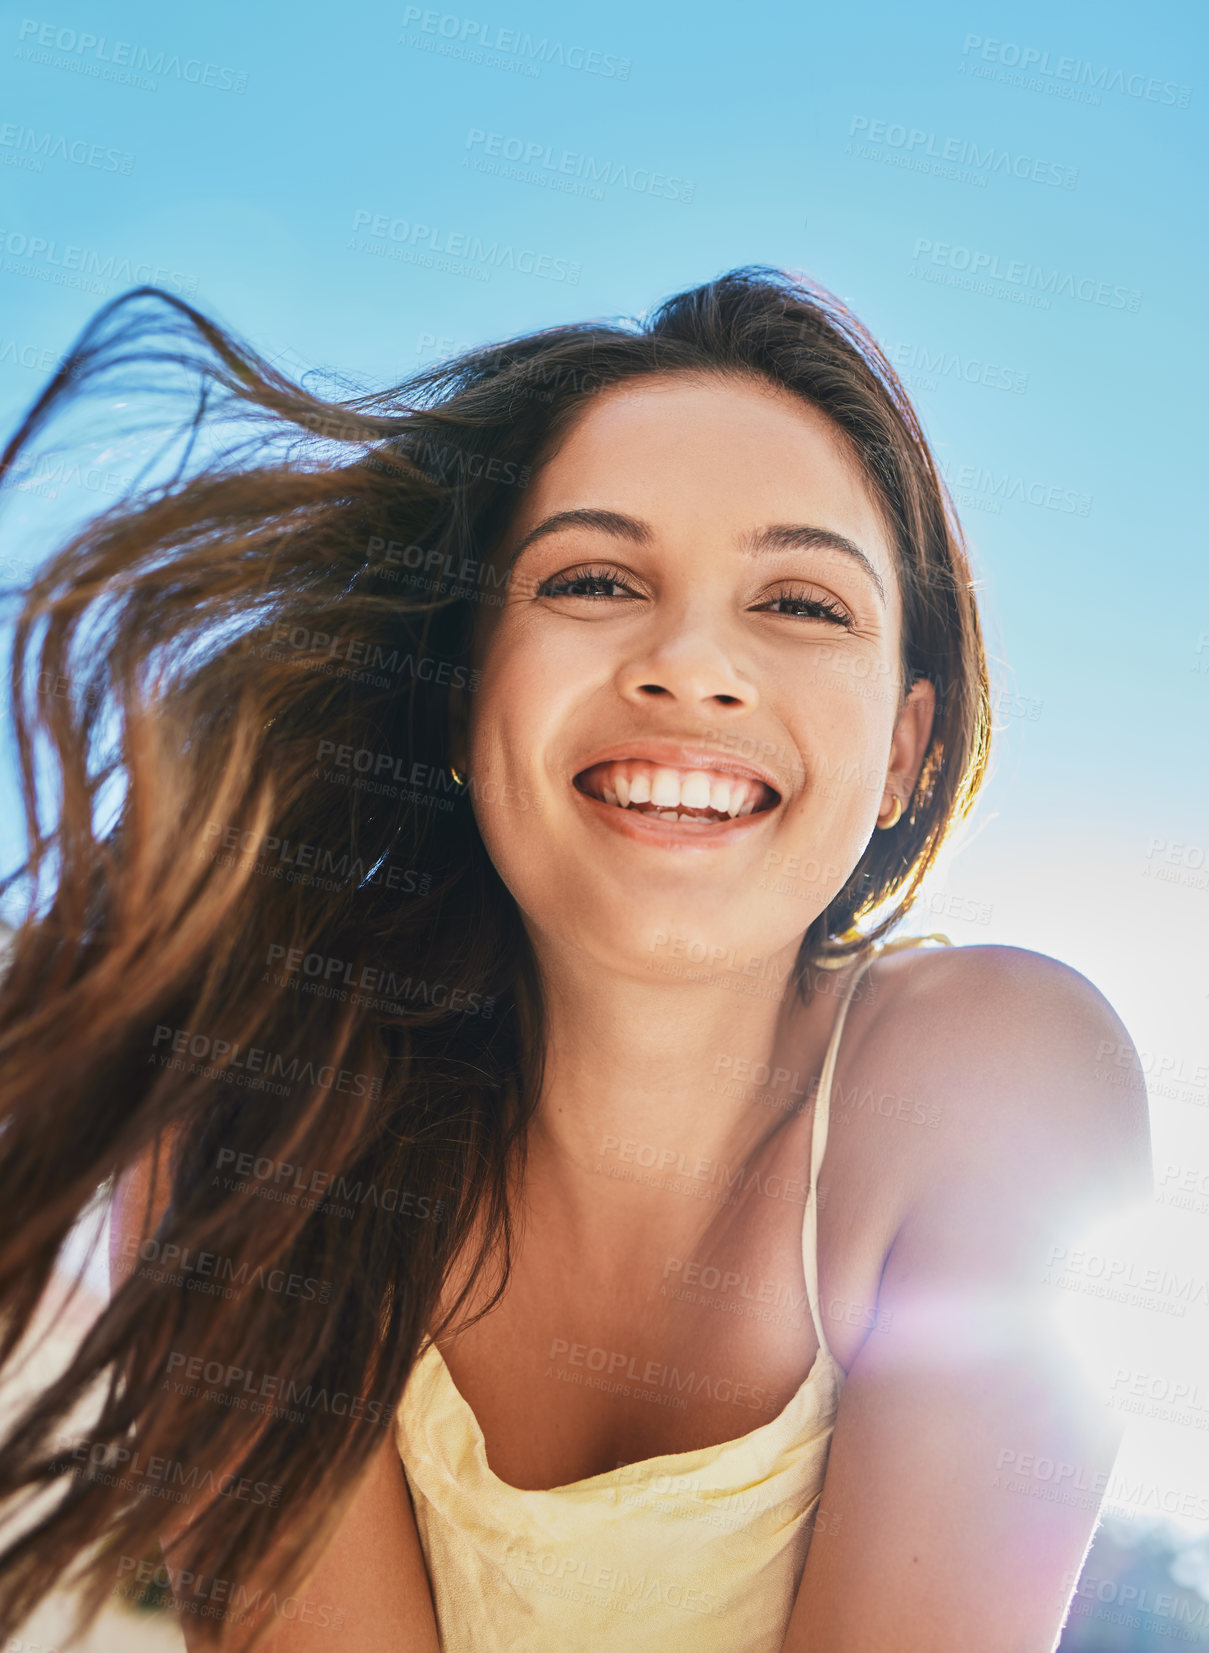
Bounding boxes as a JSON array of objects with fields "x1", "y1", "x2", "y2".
[{"x1": 507, "y1": 370, "x2": 897, "y2": 580}]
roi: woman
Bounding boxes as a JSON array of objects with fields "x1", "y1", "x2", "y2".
[{"x1": 0, "y1": 268, "x2": 1150, "y2": 1650}]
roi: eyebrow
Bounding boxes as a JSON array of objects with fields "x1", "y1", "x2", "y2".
[{"x1": 503, "y1": 508, "x2": 887, "y2": 606}]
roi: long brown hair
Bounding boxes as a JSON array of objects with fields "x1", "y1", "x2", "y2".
[{"x1": 0, "y1": 266, "x2": 990, "y2": 1641}]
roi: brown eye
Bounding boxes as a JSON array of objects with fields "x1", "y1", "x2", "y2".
[
  {"x1": 536, "y1": 564, "x2": 640, "y2": 600},
  {"x1": 755, "y1": 589, "x2": 854, "y2": 628}
]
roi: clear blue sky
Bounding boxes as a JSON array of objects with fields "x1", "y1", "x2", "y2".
[{"x1": 1, "y1": 0, "x2": 1206, "y2": 1535}]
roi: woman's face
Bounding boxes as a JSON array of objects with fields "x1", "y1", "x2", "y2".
[{"x1": 457, "y1": 370, "x2": 934, "y2": 979}]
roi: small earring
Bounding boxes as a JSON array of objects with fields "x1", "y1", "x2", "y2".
[
  {"x1": 449, "y1": 765, "x2": 466, "y2": 787},
  {"x1": 878, "y1": 792, "x2": 904, "y2": 830}
]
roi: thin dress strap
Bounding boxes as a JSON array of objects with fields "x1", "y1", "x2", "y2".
[{"x1": 801, "y1": 933, "x2": 952, "y2": 1363}]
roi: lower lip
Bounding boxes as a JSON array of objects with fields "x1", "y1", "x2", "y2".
[{"x1": 572, "y1": 784, "x2": 780, "y2": 850}]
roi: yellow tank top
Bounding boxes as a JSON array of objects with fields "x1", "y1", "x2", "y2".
[{"x1": 395, "y1": 933, "x2": 952, "y2": 1650}]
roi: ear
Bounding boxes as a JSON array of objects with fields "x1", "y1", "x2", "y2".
[{"x1": 881, "y1": 676, "x2": 936, "y2": 816}]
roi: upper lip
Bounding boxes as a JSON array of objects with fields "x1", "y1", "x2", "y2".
[{"x1": 571, "y1": 738, "x2": 784, "y2": 801}]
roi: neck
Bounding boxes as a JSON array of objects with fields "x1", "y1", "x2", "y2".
[{"x1": 517, "y1": 933, "x2": 854, "y2": 1237}]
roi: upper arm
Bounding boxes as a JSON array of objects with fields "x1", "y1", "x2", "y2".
[
  {"x1": 175, "y1": 1428, "x2": 441, "y2": 1653},
  {"x1": 110, "y1": 1138, "x2": 441, "y2": 1651},
  {"x1": 783, "y1": 946, "x2": 1153, "y2": 1653}
]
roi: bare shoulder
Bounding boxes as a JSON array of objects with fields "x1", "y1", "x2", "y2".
[
  {"x1": 783, "y1": 941, "x2": 1156, "y2": 1653},
  {"x1": 853, "y1": 940, "x2": 1153, "y2": 1225}
]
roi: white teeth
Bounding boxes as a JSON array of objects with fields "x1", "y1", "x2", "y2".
[
  {"x1": 589, "y1": 759, "x2": 772, "y2": 818},
  {"x1": 680, "y1": 771, "x2": 713, "y2": 810},
  {"x1": 650, "y1": 768, "x2": 682, "y2": 807}
]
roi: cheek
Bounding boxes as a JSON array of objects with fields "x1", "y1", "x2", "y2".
[
  {"x1": 469, "y1": 655, "x2": 539, "y2": 774},
  {"x1": 781, "y1": 692, "x2": 895, "y2": 846},
  {"x1": 462, "y1": 718, "x2": 544, "y2": 893},
  {"x1": 799, "y1": 661, "x2": 894, "y2": 751},
  {"x1": 463, "y1": 655, "x2": 565, "y2": 858},
  {"x1": 469, "y1": 619, "x2": 595, "y2": 768}
]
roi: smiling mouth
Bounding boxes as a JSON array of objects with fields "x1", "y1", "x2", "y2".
[{"x1": 573, "y1": 760, "x2": 781, "y2": 824}]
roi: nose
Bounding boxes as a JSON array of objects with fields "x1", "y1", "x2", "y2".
[{"x1": 614, "y1": 613, "x2": 758, "y2": 713}]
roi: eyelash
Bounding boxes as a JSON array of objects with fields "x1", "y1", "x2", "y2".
[{"x1": 535, "y1": 564, "x2": 855, "y2": 629}]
